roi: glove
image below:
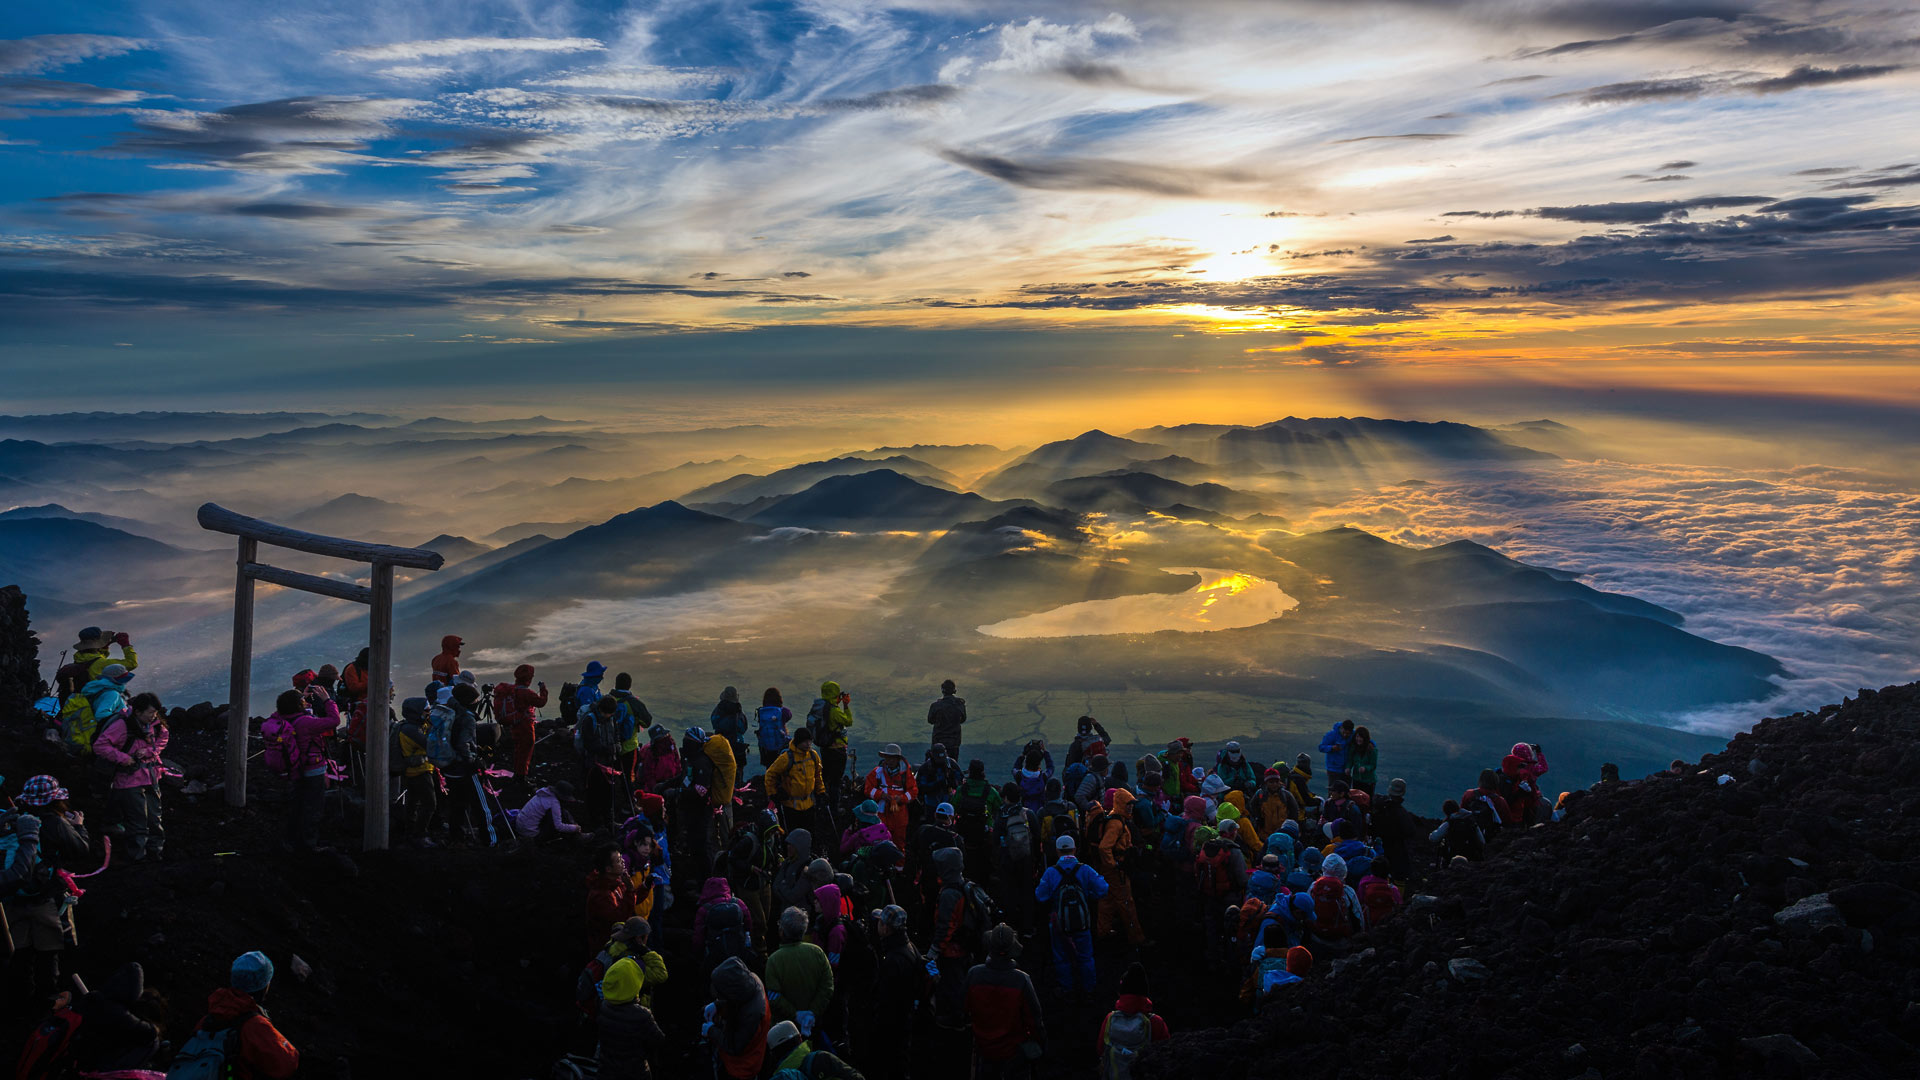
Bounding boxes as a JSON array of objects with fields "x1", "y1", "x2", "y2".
[
  {"x1": 15, "y1": 813, "x2": 41, "y2": 841},
  {"x1": 795, "y1": 1010, "x2": 817, "y2": 1037},
  {"x1": 115, "y1": 632, "x2": 131, "y2": 647}
]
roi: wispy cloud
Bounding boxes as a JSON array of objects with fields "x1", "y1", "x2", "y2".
[{"x1": 336, "y1": 37, "x2": 605, "y2": 62}]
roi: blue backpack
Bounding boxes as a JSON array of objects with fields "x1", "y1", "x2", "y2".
[
  {"x1": 755, "y1": 705, "x2": 788, "y2": 752},
  {"x1": 166, "y1": 1011, "x2": 256, "y2": 1079}
]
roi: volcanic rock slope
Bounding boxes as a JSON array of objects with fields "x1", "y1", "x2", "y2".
[{"x1": 1140, "y1": 683, "x2": 1920, "y2": 1080}]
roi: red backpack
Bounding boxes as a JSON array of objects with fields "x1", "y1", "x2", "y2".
[
  {"x1": 1309, "y1": 875, "x2": 1352, "y2": 937},
  {"x1": 1359, "y1": 879, "x2": 1400, "y2": 929},
  {"x1": 1195, "y1": 842, "x2": 1236, "y2": 898},
  {"x1": 15, "y1": 1005, "x2": 82, "y2": 1080},
  {"x1": 493, "y1": 683, "x2": 522, "y2": 725}
]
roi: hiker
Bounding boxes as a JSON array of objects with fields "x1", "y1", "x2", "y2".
[
  {"x1": 1284, "y1": 754, "x2": 1319, "y2": 809},
  {"x1": 1461, "y1": 768, "x2": 1515, "y2": 830},
  {"x1": 694, "y1": 876, "x2": 756, "y2": 979},
  {"x1": 1430, "y1": 799, "x2": 1487, "y2": 862},
  {"x1": 1247, "y1": 853, "x2": 1286, "y2": 907},
  {"x1": 1013, "y1": 750, "x2": 1050, "y2": 814},
  {"x1": 1320, "y1": 779, "x2": 1366, "y2": 841},
  {"x1": 91, "y1": 690, "x2": 168, "y2": 862},
  {"x1": 59, "y1": 662, "x2": 134, "y2": 755},
  {"x1": 1357, "y1": 855, "x2": 1403, "y2": 928},
  {"x1": 863, "y1": 743, "x2": 918, "y2": 845},
  {"x1": 264, "y1": 688, "x2": 340, "y2": 854},
  {"x1": 586, "y1": 846, "x2": 637, "y2": 956},
  {"x1": 764, "y1": 1019, "x2": 867, "y2": 1079},
  {"x1": 1310, "y1": 852, "x2": 1364, "y2": 939},
  {"x1": 1593, "y1": 762, "x2": 1622, "y2": 790},
  {"x1": 766, "y1": 727, "x2": 829, "y2": 841},
  {"x1": 338, "y1": 647, "x2": 370, "y2": 707},
  {"x1": 709, "y1": 686, "x2": 750, "y2": 775},
  {"x1": 773, "y1": 829, "x2": 817, "y2": 917},
  {"x1": 929, "y1": 846, "x2": 978, "y2": 1028},
  {"x1": 954, "y1": 758, "x2": 1002, "y2": 881},
  {"x1": 1318, "y1": 719, "x2": 1355, "y2": 787},
  {"x1": 766, "y1": 906, "x2": 834, "y2": 1027},
  {"x1": 514, "y1": 781, "x2": 584, "y2": 843},
  {"x1": 604, "y1": 673, "x2": 650, "y2": 782},
  {"x1": 431, "y1": 634, "x2": 463, "y2": 686},
  {"x1": 927, "y1": 679, "x2": 968, "y2": 759},
  {"x1": 175, "y1": 952, "x2": 299, "y2": 1079},
  {"x1": 66, "y1": 960, "x2": 162, "y2": 1074},
  {"x1": 964, "y1": 923, "x2": 1044, "y2": 1079},
  {"x1": 1034, "y1": 835, "x2": 1109, "y2": 996},
  {"x1": 580, "y1": 697, "x2": 630, "y2": 831},
  {"x1": 1348, "y1": 725, "x2": 1379, "y2": 796},
  {"x1": 705, "y1": 956, "x2": 770, "y2": 1080},
  {"x1": 595, "y1": 954, "x2": 667, "y2": 1080},
  {"x1": 917, "y1": 744, "x2": 958, "y2": 815},
  {"x1": 636, "y1": 724, "x2": 681, "y2": 792},
  {"x1": 1092, "y1": 787, "x2": 1147, "y2": 946},
  {"x1": 868, "y1": 903, "x2": 924, "y2": 1076},
  {"x1": 689, "y1": 725, "x2": 739, "y2": 857},
  {"x1": 494, "y1": 664, "x2": 548, "y2": 779},
  {"x1": 755, "y1": 687, "x2": 793, "y2": 769},
  {"x1": 1370, "y1": 778, "x2": 1419, "y2": 882},
  {"x1": 70, "y1": 627, "x2": 137, "y2": 684},
  {"x1": 578, "y1": 917, "x2": 668, "y2": 1018},
  {"x1": 390, "y1": 696, "x2": 438, "y2": 846},
  {"x1": 808, "y1": 680, "x2": 855, "y2": 803},
  {"x1": 990, "y1": 782, "x2": 1040, "y2": 934},
  {"x1": 1252, "y1": 768, "x2": 1302, "y2": 837},
  {"x1": 1099, "y1": 963, "x2": 1169, "y2": 1079},
  {"x1": 440, "y1": 683, "x2": 490, "y2": 845},
  {"x1": 1214, "y1": 741, "x2": 1258, "y2": 795},
  {"x1": 1065, "y1": 715, "x2": 1111, "y2": 768},
  {"x1": 1502, "y1": 742, "x2": 1550, "y2": 824},
  {"x1": 1249, "y1": 935, "x2": 1312, "y2": 1000},
  {"x1": 842, "y1": 800, "x2": 892, "y2": 857},
  {"x1": 5, "y1": 775, "x2": 90, "y2": 1004}
]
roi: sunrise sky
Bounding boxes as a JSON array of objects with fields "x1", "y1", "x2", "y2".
[{"x1": 3, "y1": 0, "x2": 1917, "y2": 415}]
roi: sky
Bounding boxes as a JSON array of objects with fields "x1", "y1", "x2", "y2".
[{"x1": 2, "y1": 0, "x2": 1918, "y2": 417}]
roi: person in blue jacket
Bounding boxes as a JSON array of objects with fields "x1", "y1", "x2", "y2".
[
  {"x1": 1033, "y1": 835, "x2": 1110, "y2": 996},
  {"x1": 1318, "y1": 719, "x2": 1356, "y2": 787}
]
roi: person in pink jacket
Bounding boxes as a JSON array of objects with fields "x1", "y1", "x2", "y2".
[
  {"x1": 93, "y1": 691, "x2": 170, "y2": 861},
  {"x1": 270, "y1": 688, "x2": 341, "y2": 853}
]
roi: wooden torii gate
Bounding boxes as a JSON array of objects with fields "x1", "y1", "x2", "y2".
[{"x1": 197, "y1": 503, "x2": 443, "y2": 851}]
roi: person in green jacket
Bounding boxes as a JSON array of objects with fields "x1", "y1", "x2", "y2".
[
  {"x1": 763, "y1": 907, "x2": 834, "y2": 1028},
  {"x1": 1348, "y1": 726, "x2": 1380, "y2": 797}
]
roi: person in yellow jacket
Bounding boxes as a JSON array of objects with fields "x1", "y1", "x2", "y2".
[
  {"x1": 72, "y1": 627, "x2": 138, "y2": 681},
  {"x1": 1093, "y1": 787, "x2": 1148, "y2": 945},
  {"x1": 693, "y1": 726, "x2": 739, "y2": 855},
  {"x1": 807, "y1": 681, "x2": 854, "y2": 803},
  {"x1": 1252, "y1": 768, "x2": 1303, "y2": 839},
  {"x1": 765, "y1": 727, "x2": 828, "y2": 840}
]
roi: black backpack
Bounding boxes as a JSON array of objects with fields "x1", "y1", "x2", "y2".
[
  {"x1": 956, "y1": 779, "x2": 993, "y2": 821},
  {"x1": 832, "y1": 914, "x2": 876, "y2": 988},
  {"x1": 1444, "y1": 810, "x2": 1486, "y2": 861},
  {"x1": 559, "y1": 682, "x2": 581, "y2": 725},
  {"x1": 703, "y1": 900, "x2": 750, "y2": 971},
  {"x1": 958, "y1": 879, "x2": 997, "y2": 949},
  {"x1": 1464, "y1": 793, "x2": 1502, "y2": 839},
  {"x1": 1055, "y1": 871, "x2": 1092, "y2": 935}
]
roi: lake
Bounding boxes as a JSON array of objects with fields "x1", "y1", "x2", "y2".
[{"x1": 977, "y1": 566, "x2": 1298, "y2": 639}]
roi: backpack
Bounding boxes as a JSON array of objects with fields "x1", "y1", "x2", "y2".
[
  {"x1": 260, "y1": 714, "x2": 299, "y2": 779},
  {"x1": 702, "y1": 900, "x2": 751, "y2": 972},
  {"x1": 55, "y1": 661, "x2": 92, "y2": 703},
  {"x1": 755, "y1": 705, "x2": 788, "y2": 752},
  {"x1": 768, "y1": 1052, "x2": 820, "y2": 1080},
  {"x1": 1309, "y1": 875, "x2": 1352, "y2": 937},
  {"x1": 958, "y1": 879, "x2": 996, "y2": 948},
  {"x1": 1054, "y1": 870, "x2": 1092, "y2": 935},
  {"x1": 1039, "y1": 804, "x2": 1078, "y2": 858},
  {"x1": 15, "y1": 1005, "x2": 82, "y2": 1080},
  {"x1": 1160, "y1": 815, "x2": 1194, "y2": 861},
  {"x1": 1255, "y1": 953, "x2": 1298, "y2": 997},
  {"x1": 559, "y1": 682, "x2": 581, "y2": 725},
  {"x1": 166, "y1": 1014, "x2": 254, "y2": 1080},
  {"x1": 1359, "y1": 879, "x2": 1399, "y2": 928},
  {"x1": 1443, "y1": 810, "x2": 1485, "y2": 861},
  {"x1": 58, "y1": 692, "x2": 104, "y2": 754},
  {"x1": 1102, "y1": 1009, "x2": 1155, "y2": 1080},
  {"x1": 955, "y1": 779, "x2": 993, "y2": 821},
  {"x1": 712, "y1": 707, "x2": 746, "y2": 744},
  {"x1": 1195, "y1": 844, "x2": 1235, "y2": 898},
  {"x1": 426, "y1": 706, "x2": 457, "y2": 769},
  {"x1": 494, "y1": 683, "x2": 523, "y2": 725},
  {"x1": 1464, "y1": 794, "x2": 1501, "y2": 840},
  {"x1": 998, "y1": 807, "x2": 1034, "y2": 861},
  {"x1": 1062, "y1": 762, "x2": 1091, "y2": 803}
]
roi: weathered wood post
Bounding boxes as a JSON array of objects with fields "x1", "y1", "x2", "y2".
[
  {"x1": 226, "y1": 537, "x2": 256, "y2": 807},
  {"x1": 197, "y1": 503, "x2": 442, "y2": 851}
]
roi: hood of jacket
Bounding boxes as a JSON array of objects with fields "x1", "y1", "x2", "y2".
[
  {"x1": 710, "y1": 956, "x2": 761, "y2": 1004},
  {"x1": 206, "y1": 987, "x2": 262, "y2": 1022},
  {"x1": 440, "y1": 634, "x2": 462, "y2": 654},
  {"x1": 819, "y1": 680, "x2": 841, "y2": 700},
  {"x1": 813, "y1": 882, "x2": 842, "y2": 916},
  {"x1": 102, "y1": 961, "x2": 145, "y2": 1005},
  {"x1": 1183, "y1": 795, "x2": 1210, "y2": 823},
  {"x1": 699, "y1": 876, "x2": 735, "y2": 906},
  {"x1": 932, "y1": 845, "x2": 965, "y2": 885},
  {"x1": 1106, "y1": 786, "x2": 1136, "y2": 814},
  {"x1": 786, "y1": 828, "x2": 813, "y2": 862},
  {"x1": 1224, "y1": 790, "x2": 1249, "y2": 815},
  {"x1": 1114, "y1": 993, "x2": 1155, "y2": 1016},
  {"x1": 1322, "y1": 852, "x2": 1348, "y2": 881}
]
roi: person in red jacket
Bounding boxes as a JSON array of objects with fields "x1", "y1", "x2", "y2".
[
  {"x1": 495, "y1": 664, "x2": 549, "y2": 779},
  {"x1": 966, "y1": 923, "x2": 1044, "y2": 1077},
  {"x1": 431, "y1": 634, "x2": 463, "y2": 686},
  {"x1": 862, "y1": 743, "x2": 919, "y2": 845},
  {"x1": 1098, "y1": 962, "x2": 1170, "y2": 1077},
  {"x1": 585, "y1": 845, "x2": 635, "y2": 956},
  {"x1": 182, "y1": 951, "x2": 299, "y2": 1080},
  {"x1": 1461, "y1": 768, "x2": 1516, "y2": 828},
  {"x1": 1501, "y1": 742, "x2": 1549, "y2": 824}
]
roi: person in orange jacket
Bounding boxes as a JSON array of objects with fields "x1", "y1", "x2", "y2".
[
  {"x1": 181, "y1": 952, "x2": 299, "y2": 1079},
  {"x1": 431, "y1": 634, "x2": 463, "y2": 686},
  {"x1": 862, "y1": 743, "x2": 919, "y2": 844}
]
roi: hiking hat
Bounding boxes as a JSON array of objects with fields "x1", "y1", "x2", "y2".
[
  {"x1": 514, "y1": 664, "x2": 536, "y2": 683},
  {"x1": 648, "y1": 724, "x2": 670, "y2": 741},
  {"x1": 936, "y1": 802, "x2": 956, "y2": 818},
  {"x1": 20, "y1": 775, "x2": 68, "y2": 806},
  {"x1": 231, "y1": 951, "x2": 275, "y2": 993},
  {"x1": 768, "y1": 1021, "x2": 802, "y2": 1051},
  {"x1": 1264, "y1": 767, "x2": 1282, "y2": 780},
  {"x1": 854, "y1": 800, "x2": 881, "y2": 825},
  {"x1": 581, "y1": 661, "x2": 607, "y2": 679},
  {"x1": 1297, "y1": 753, "x2": 1312, "y2": 768},
  {"x1": 1262, "y1": 853, "x2": 1282, "y2": 870},
  {"x1": 612, "y1": 917, "x2": 650, "y2": 943},
  {"x1": 929, "y1": 744, "x2": 947, "y2": 759},
  {"x1": 873, "y1": 904, "x2": 909, "y2": 930},
  {"x1": 292, "y1": 669, "x2": 316, "y2": 688},
  {"x1": 601, "y1": 957, "x2": 643, "y2": 1005},
  {"x1": 881, "y1": 743, "x2": 903, "y2": 759},
  {"x1": 871, "y1": 841, "x2": 902, "y2": 867},
  {"x1": 985, "y1": 923, "x2": 1022, "y2": 957},
  {"x1": 1286, "y1": 945, "x2": 1313, "y2": 975},
  {"x1": 1055, "y1": 834, "x2": 1076, "y2": 852},
  {"x1": 1388, "y1": 778, "x2": 1408, "y2": 798},
  {"x1": 685, "y1": 726, "x2": 708, "y2": 742},
  {"x1": 433, "y1": 684, "x2": 455, "y2": 705},
  {"x1": 455, "y1": 671, "x2": 478, "y2": 687},
  {"x1": 77, "y1": 626, "x2": 103, "y2": 646},
  {"x1": 102, "y1": 664, "x2": 132, "y2": 682}
]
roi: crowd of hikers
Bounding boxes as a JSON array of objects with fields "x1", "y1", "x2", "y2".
[{"x1": 4, "y1": 629, "x2": 1574, "y2": 1079}]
